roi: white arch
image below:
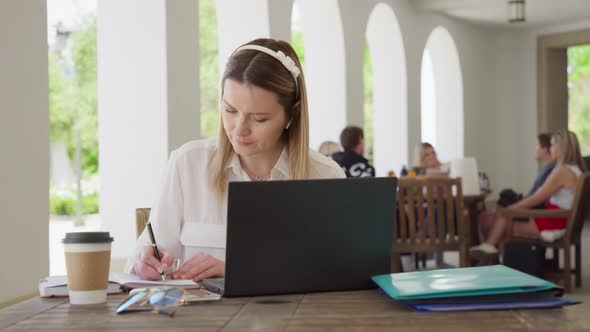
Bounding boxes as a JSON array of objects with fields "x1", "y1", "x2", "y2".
[
  {"x1": 366, "y1": 3, "x2": 407, "y2": 176},
  {"x1": 421, "y1": 26, "x2": 464, "y2": 163},
  {"x1": 296, "y1": 0, "x2": 346, "y2": 150}
]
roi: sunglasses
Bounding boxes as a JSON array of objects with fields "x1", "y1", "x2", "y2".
[{"x1": 116, "y1": 287, "x2": 185, "y2": 317}]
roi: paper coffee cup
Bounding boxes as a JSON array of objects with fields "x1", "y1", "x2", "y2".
[{"x1": 63, "y1": 232, "x2": 114, "y2": 305}]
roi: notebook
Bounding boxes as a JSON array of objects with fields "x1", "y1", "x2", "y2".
[
  {"x1": 109, "y1": 273, "x2": 199, "y2": 290},
  {"x1": 371, "y1": 265, "x2": 555, "y2": 300},
  {"x1": 39, "y1": 276, "x2": 123, "y2": 298},
  {"x1": 39, "y1": 273, "x2": 199, "y2": 298}
]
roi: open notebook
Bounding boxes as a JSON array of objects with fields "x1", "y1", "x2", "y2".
[{"x1": 39, "y1": 273, "x2": 199, "y2": 298}]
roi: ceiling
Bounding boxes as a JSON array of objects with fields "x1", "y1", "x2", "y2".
[{"x1": 411, "y1": 0, "x2": 590, "y2": 28}]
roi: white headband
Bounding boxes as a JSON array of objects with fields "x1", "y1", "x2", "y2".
[{"x1": 234, "y1": 44, "x2": 301, "y2": 96}]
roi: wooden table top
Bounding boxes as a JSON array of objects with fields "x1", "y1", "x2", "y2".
[{"x1": 2, "y1": 290, "x2": 590, "y2": 331}]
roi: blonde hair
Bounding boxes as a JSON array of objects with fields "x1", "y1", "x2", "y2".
[
  {"x1": 553, "y1": 129, "x2": 588, "y2": 172},
  {"x1": 207, "y1": 38, "x2": 310, "y2": 195},
  {"x1": 318, "y1": 141, "x2": 341, "y2": 156},
  {"x1": 415, "y1": 142, "x2": 441, "y2": 169}
]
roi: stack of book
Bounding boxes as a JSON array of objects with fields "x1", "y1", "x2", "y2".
[{"x1": 371, "y1": 265, "x2": 580, "y2": 312}]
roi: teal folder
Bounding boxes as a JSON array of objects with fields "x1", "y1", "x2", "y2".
[{"x1": 371, "y1": 265, "x2": 556, "y2": 300}]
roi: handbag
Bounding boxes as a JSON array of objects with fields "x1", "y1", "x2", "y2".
[{"x1": 502, "y1": 239, "x2": 546, "y2": 277}]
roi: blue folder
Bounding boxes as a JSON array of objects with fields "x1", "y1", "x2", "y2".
[
  {"x1": 404, "y1": 297, "x2": 580, "y2": 312},
  {"x1": 371, "y1": 265, "x2": 556, "y2": 300}
]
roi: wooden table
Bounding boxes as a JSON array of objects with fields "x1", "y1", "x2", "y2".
[{"x1": 2, "y1": 290, "x2": 590, "y2": 331}]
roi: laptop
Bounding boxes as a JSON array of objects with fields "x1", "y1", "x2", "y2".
[{"x1": 208, "y1": 177, "x2": 397, "y2": 297}]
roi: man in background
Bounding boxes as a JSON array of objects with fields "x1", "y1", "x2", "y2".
[
  {"x1": 331, "y1": 126, "x2": 375, "y2": 178},
  {"x1": 528, "y1": 133, "x2": 556, "y2": 202}
]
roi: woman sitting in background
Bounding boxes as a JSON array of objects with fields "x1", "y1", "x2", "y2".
[
  {"x1": 470, "y1": 129, "x2": 587, "y2": 257},
  {"x1": 318, "y1": 141, "x2": 341, "y2": 157},
  {"x1": 415, "y1": 142, "x2": 449, "y2": 176}
]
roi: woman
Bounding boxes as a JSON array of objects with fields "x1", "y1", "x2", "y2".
[
  {"x1": 130, "y1": 38, "x2": 345, "y2": 281},
  {"x1": 415, "y1": 142, "x2": 449, "y2": 176},
  {"x1": 470, "y1": 129, "x2": 587, "y2": 257},
  {"x1": 318, "y1": 141, "x2": 341, "y2": 157}
]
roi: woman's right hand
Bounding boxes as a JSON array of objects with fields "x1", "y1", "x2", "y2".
[{"x1": 133, "y1": 245, "x2": 175, "y2": 280}]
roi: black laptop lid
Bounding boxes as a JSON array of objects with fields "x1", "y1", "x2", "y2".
[{"x1": 224, "y1": 177, "x2": 397, "y2": 297}]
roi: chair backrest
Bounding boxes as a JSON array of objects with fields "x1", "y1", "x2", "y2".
[
  {"x1": 566, "y1": 172, "x2": 590, "y2": 243},
  {"x1": 135, "y1": 208, "x2": 151, "y2": 239},
  {"x1": 395, "y1": 176, "x2": 465, "y2": 246}
]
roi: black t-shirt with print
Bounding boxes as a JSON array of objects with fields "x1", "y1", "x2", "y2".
[{"x1": 331, "y1": 150, "x2": 375, "y2": 178}]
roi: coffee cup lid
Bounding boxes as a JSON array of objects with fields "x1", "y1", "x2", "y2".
[{"x1": 63, "y1": 232, "x2": 114, "y2": 244}]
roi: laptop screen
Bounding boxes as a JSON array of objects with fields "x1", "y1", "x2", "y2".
[{"x1": 223, "y1": 177, "x2": 397, "y2": 297}]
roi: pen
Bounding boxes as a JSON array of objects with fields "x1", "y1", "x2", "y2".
[{"x1": 146, "y1": 222, "x2": 166, "y2": 280}]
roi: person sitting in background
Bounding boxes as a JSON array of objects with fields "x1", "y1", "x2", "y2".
[
  {"x1": 527, "y1": 133, "x2": 557, "y2": 202},
  {"x1": 477, "y1": 133, "x2": 556, "y2": 247},
  {"x1": 331, "y1": 126, "x2": 375, "y2": 178},
  {"x1": 471, "y1": 130, "x2": 587, "y2": 257},
  {"x1": 318, "y1": 141, "x2": 341, "y2": 157},
  {"x1": 415, "y1": 142, "x2": 449, "y2": 176}
]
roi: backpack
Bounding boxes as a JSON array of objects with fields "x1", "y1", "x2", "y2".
[
  {"x1": 496, "y1": 188, "x2": 523, "y2": 207},
  {"x1": 502, "y1": 239, "x2": 546, "y2": 277}
]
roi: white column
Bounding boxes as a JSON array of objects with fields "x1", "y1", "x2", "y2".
[
  {"x1": 298, "y1": 0, "x2": 347, "y2": 150},
  {"x1": 167, "y1": 1, "x2": 200, "y2": 149},
  {"x1": 216, "y1": 0, "x2": 270, "y2": 74},
  {"x1": 268, "y1": 0, "x2": 292, "y2": 42},
  {"x1": 97, "y1": 0, "x2": 199, "y2": 260},
  {"x1": 339, "y1": 0, "x2": 371, "y2": 128},
  {"x1": 0, "y1": 1, "x2": 49, "y2": 303},
  {"x1": 367, "y1": 4, "x2": 408, "y2": 176},
  {"x1": 428, "y1": 27, "x2": 464, "y2": 162}
]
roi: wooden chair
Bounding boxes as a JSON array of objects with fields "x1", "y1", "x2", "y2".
[
  {"x1": 391, "y1": 176, "x2": 469, "y2": 272},
  {"x1": 503, "y1": 172, "x2": 590, "y2": 291},
  {"x1": 135, "y1": 208, "x2": 151, "y2": 239}
]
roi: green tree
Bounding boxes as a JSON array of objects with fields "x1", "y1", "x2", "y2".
[
  {"x1": 200, "y1": 0, "x2": 220, "y2": 138},
  {"x1": 364, "y1": 44, "x2": 374, "y2": 163},
  {"x1": 568, "y1": 45, "x2": 590, "y2": 155},
  {"x1": 49, "y1": 17, "x2": 99, "y2": 215},
  {"x1": 291, "y1": 31, "x2": 305, "y2": 68},
  {"x1": 49, "y1": 17, "x2": 98, "y2": 176},
  {"x1": 71, "y1": 16, "x2": 98, "y2": 174},
  {"x1": 48, "y1": 54, "x2": 76, "y2": 147}
]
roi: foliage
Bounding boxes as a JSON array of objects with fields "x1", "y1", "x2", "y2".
[
  {"x1": 568, "y1": 45, "x2": 590, "y2": 84},
  {"x1": 200, "y1": 0, "x2": 220, "y2": 138},
  {"x1": 50, "y1": 193, "x2": 99, "y2": 216},
  {"x1": 363, "y1": 45, "x2": 374, "y2": 163},
  {"x1": 48, "y1": 54, "x2": 76, "y2": 146},
  {"x1": 291, "y1": 30, "x2": 305, "y2": 68},
  {"x1": 49, "y1": 16, "x2": 98, "y2": 175},
  {"x1": 567, "y1": 45, "x2": 590, "y2": 155}
]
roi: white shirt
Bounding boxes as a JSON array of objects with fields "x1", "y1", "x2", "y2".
[
  {"x1": 127, "y1": 138, "x2": 345, "y2": 271},
  {"x1": 549, "y1": 164, "x2": 582, "y2": 209}
]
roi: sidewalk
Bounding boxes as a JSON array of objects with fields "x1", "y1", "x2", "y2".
[{"x1": 49, "y1": 214, "x2": 101, "y2": 275}]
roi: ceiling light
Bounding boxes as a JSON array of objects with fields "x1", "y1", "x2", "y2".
[{"x1": 508, "y1": 0, "x2": 525, "y2": 23}]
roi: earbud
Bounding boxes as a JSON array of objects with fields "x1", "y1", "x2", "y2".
[{"x1": 285, "y1": 119, "x2": 293, "y2": 130}]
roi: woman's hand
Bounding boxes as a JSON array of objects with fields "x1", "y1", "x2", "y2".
[
  {"x1": 173, "y1": 253, "x2": 225, "y2": 282},
  {"x1": 133, "y1": 245, "x2": 175, "y2": 280}
]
